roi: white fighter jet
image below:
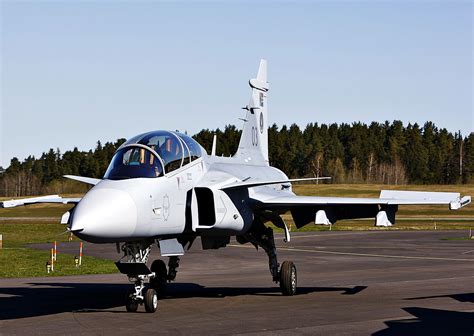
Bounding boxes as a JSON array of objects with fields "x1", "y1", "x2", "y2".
[{"x1": 1, "y1": 60, "x2": 471, "y2": 313}]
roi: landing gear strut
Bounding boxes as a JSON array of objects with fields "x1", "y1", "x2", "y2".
[{"x1": 242, "y1": 219, "x2": 297, "y2": 296}]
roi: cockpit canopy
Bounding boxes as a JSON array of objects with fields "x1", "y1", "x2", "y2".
[{"x1": 104, "y1": 131, "x2": 203, "y2": 180}]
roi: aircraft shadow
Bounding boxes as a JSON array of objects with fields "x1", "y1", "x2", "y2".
[
  {"x1": 0, "y1": 283, "x2": 128, "y2": 320},
  {"x1": 163, "y1": 283, "x2": 367, "y2": 299},
  {"x1": 405, "y1": 292, "x2": 474, "y2": 304},
  {"x1": 0, "y1": 282, "x2": 366, "y2": 320},
  {"x1": 373, "y1": 307, "x2": 474, "y2": 336}
]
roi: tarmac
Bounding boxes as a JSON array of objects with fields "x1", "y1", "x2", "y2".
[{"x1": 0, "y1": 230, "x2": 473, "y2": 335}]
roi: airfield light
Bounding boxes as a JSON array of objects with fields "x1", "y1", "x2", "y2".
[
  {"x1": 46, "y1": 261, "x2": 51, "y2": 274},
  {"x1": 74, "y1": 256, "x2": 79, "y2": 268},
  {"x1": 53, "y1": 241, "x2": 57, "y2": 261},
  {"x1": 79, "y1": 242, "x2": 83, "y2": 266},
  {"x1": 50, "y1": 248, "x2": 54, "y2": 271}
]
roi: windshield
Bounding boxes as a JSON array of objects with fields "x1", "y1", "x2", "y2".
[
  {"x1": 104, "y1": 146, "x2": 164, "y2": 180},
  {"x1": 110, "y1": 130, "x2": 204, "y2": 179},
  {"x1": 119, "y1": 130, "x2": 204, "y2": 170}
]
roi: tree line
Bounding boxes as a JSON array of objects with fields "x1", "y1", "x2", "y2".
[
  {"x1": 0, "y1": 139, "x2": 126, "y2": 197},
  {"x1": 1, "y1": 121, "x2": 473, "y2": 196},
  {"x1": 195, "y1": 121, "x2": 473, "y2": 185}
]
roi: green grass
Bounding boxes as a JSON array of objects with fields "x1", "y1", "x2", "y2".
[
  {"x1": 0, "y1": 248, "x2": 117, "y2": 278},
  {"x1": 0, "y1": 203, "x2": 74, "y2": 218},
  {"x1": 0, "y1": 223, "x2": 73, "y2": 247},
  {"x1": 0, "y1": 223, "x2": 118, "y2": 278}
]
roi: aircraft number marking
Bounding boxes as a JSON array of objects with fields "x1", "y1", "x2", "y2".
[{"x1": 251, "y1": 126, "x2": 258, "y2": 147}]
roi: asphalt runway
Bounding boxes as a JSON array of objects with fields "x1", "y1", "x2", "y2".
[{"x1": 1, "y1": 230, "x2": 474, "y2": 335}]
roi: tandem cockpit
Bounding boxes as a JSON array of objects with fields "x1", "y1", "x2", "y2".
[{"x1": 104, "y1": 131, "x2": 203, "y2": 180}]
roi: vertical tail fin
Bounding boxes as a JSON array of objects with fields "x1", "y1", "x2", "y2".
[{"x1": 235, "y1": 59, "x2": 269, "y2": 165}]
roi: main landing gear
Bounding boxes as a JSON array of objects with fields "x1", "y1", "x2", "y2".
[
  {"x1": 116, "y1": 241, "x2": 181, "y2": 313},
  {"x1": 240, "y1": 219, "x2": 298, "y2": 296},
  {"x1": 149, "y1": 256, "x2": 180, "y2": 298},
  {"x1": 279, "y1": 260, "x2": 297, "y2": 296}
]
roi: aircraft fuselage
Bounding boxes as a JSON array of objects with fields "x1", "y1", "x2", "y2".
[{"x1": 72, "y1": 154, "x2": 289, "y2": 243}]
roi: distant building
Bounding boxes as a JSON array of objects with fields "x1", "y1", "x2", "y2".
[{"x1": 0, "y1": 167, "x2": 4, "y2": 174}]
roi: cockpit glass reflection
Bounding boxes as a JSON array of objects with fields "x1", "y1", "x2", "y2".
[
  {"x1": 109, "y1": 130, "x2": 204, "y2": 179},
  {"x1": 104, "y1": 146, "x2": 163, "y2": 180},
  {"x1": 176, "y1": 133, "x2": 202, "y2": 161}
]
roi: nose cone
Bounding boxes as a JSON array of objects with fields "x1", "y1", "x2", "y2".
[{"x1": 70, "y1": 188, "x2": 137, "y2": 242}]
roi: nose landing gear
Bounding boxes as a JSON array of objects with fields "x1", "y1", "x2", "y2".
[
  {"x1": 125, "y1": 277, "x2": 158, "y2": 313},
  {"x1": 116, "y1": 241, "x2": 160, "y2": 313},
  {"x1": 116, "y1": 241, "x2": 183, "y2": 313}
]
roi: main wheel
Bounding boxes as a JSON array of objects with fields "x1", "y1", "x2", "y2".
[
  {"x1": 125, "y1": 288, "x2": 138, "y2": 312},
  {"x1": 144, "y1": 288, "x2": 158, "y2": 313},
  {"x1": 150, "y1": 259, "x2": 167, "y2": 297},
  {"x1": 279, "y1": 260, "x2": 297, "y2": 296}
]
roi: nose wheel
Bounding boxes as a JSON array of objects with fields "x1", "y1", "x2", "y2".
[
  {"x1": 125, "y1": 289, "x2": 139, "y2": 312},
  {"x1": 144, "y1": 288, "x2": 158, "y2": 313},
  {"x1": 125, "y1": 282, "x2": 158, "y2": 313}
]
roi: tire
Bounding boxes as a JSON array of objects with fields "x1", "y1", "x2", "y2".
[
  {"x1": 144, "y1": 288, "x2": 158, "y2": 313},
  {"x1": 150, "y1": 259, "x2": 167, "y2": 297},
  {"x1": 125, "y1": 288, "x2": 138, "y2": 312},
  {"x1": 279, "y1": 260, "x2": 297, "y2": 296}
]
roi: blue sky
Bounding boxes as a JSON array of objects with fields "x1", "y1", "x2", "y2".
[{"x1": 1, "y1": 1, "x2": 472, "y2": 168}]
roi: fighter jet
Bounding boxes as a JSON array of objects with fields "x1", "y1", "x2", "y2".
[{"x1": 1, "y1": 60, "x2": 471, "y2": 313}]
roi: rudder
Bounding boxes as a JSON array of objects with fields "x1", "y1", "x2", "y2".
[{"x1": 235, "y1": 59, "x2": 269, "y2": 166}]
